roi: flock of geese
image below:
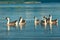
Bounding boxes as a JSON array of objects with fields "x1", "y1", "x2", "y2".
[
  {"x1": 34, "y1": 15, "x2": 58, "y2": 25},
  {"x1": 6, "y1": 17, "x2": 26, "y2": 26},
  {"x1": 6, "y1": 15, "x2": 58, "y2": 31}
]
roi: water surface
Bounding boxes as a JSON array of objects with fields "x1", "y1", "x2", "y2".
[{"x1": 0, "y1": 3, "x2": 60, "y2": 39}]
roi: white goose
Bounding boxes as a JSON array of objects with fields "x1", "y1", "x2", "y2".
[
  {"x1": 6, "y1": 17, "x2": 18, "y2": 26},
  {"x1": 19, "y1": 17, "x2": 26, "y2": 25}
]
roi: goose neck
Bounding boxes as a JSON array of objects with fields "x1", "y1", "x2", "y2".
[{"x1": 7, "y1": 18, "x2": 10, "y2": 24}]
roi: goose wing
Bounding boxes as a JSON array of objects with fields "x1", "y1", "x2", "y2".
[
  {"x1": 9, "y1": 20, "x2": 17, "y2": 25},
  {"x1": 41, "y1": 20, "x2": 44, "y2": 23},
  {"x1": 52, "y1": 19, "x2": 57, "y2": 22},
  {"x1": 22, "y1": 20, "x2": 26, "y2": 23},
  {"x1": 36, "y1": 19, "x2": 39, "y2": 21},
  {"x1": 10, "y1": 20, "x2": 17, "y2": 23}
]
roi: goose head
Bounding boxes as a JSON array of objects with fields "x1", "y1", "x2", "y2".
[
  {"x1": 34, "y1": 16, "x2": 37, "y2": 20},
  {"x1": 19, "y1": 17, "x2": 22, "y2": 21},
  {"x1": 34, "y1": 16, "x2": 36, "y2": 19},
  {"x1": 19, "y1": 17, "x2": 23, "y2": 24},
  {"x1": 49, "y1": 14, "x2": 52, "y2": 18},
  {"x1": 6, "y1": 17, "x2": 10, "y2": 25},
  {"x1": 20, "y1": 17, "x2": 22, "y2": 19},
  {"x1": 43, "y1": 16, "x2": 47, "y2": 19},
  {"x1": 49, "y1": 14, "x2": 51, "y2": 17},
  {"x1": 6, "y1": 17, "x2": 10, "y2": 21},
  {"x1": 49, "y1": 14, "x2": 52, "y2": 19}
]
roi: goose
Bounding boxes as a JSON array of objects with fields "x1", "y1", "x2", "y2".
[
  {"x1": 43, "y1": 16, "x2": 50, "y2": 24},
  {"x1": 49, "y1": 15, "x2": 58, "y2": 24},
  {"x1": 34, "y1": 16, "x2": 40, "y2": 25},
  {"x1": 6, "y1": 17, "x2": 18, "y2": 26},
  {"x1": 51, "y1": 19, "x2": 58, "y2": 24},
  {"x1": 41, "y1": 17, "x2": 47, "y2": 25},
  {"x1": 19, "y1": 17, "x2": 26, "y2": 25}
]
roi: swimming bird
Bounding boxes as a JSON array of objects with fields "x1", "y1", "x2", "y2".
[
  {"x1": 49, "y1": 15, "x2": 58, "y2": 24},
  {"x1": 43, "y1": 16, "x2": 50, "y2": 24},
  {"x1": 34, "y1": 16, "x2": 40, "y2": 25},
  {"x1": 6, "y1": 17, "x2": 18, "y2": 26},
  {"x1": 51, "y1": 19, "x2": 58, "y2": 24},
  {"x1": 19, "y1": 17, "x2": 26, "y2": 25},
  {"x1": 41, "y1": 17, "x2": 47, "y2": 26}
]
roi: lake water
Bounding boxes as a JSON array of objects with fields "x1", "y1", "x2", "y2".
[{"x1": 0, "y1": 3, "x2": 60, "y2": 40}]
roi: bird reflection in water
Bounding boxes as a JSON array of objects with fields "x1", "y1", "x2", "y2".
[
  {"x1": 41, "y1": 16, "x2": 47, "y2": 30},
  {"x1": 50, "y1": 22, "x2": 58, "y2": 33},
  {"x1": 19, "y1": 23, "x2": 26, "y2": 31},
  {"x1": 7, "y1": 24, "x2": 18, "y2": 31},
  {"x1": 34, "y1": 24, "x2": 38, "y2": 31},
  {"x1": 34, "y1": 21, "x2": 40, "y2": 31},
  {"x1": 7, "y1": 25, "x2": 10, "y2": 31},
  {"x1": 50, "y1": 23, "x2": 52, "y2": 32},
  {"x1": 34, "y1": 21, "x2": 40, "y2": 32},
  {"x1": 19, "y1": 17, "x2": 26, "y2": 31},
  {"x1": 34, "y1": 16, "x2": 40, "y2": 31}
]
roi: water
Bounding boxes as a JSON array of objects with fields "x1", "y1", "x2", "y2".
[{"x1": 0, "y1": 3, "x2": 60, "y2": 39}]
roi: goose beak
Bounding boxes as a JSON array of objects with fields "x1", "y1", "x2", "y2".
[{"x1": 5, "y1": 17, "x2": 10, "y2": 20}]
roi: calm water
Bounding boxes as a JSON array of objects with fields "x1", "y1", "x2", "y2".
[{"x1": 0, "y1": 3, "x2": 60, "y2": 39}]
